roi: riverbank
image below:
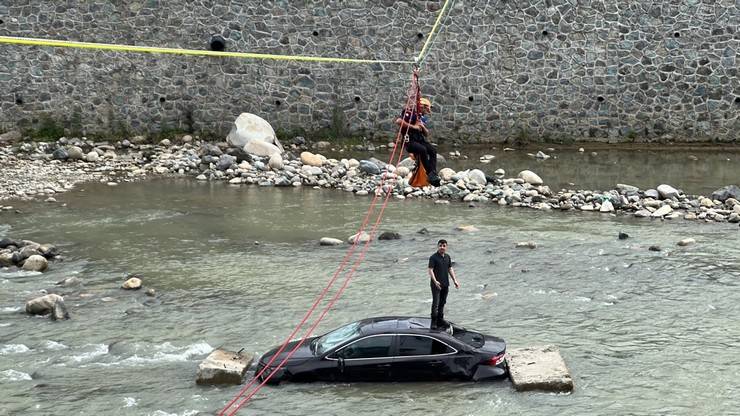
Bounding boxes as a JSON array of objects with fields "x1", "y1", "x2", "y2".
[{"x1": 0, "y1": 137, "x2": 738, "y2": 225}]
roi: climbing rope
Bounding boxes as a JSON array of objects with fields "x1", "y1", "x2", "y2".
[
  {"x1": 219, "y1": 72, "x2": 421, "y2": 416},
  {"x1": 0, "y1": 35, "x2": 412, "y2": 65},
  {"x1": 416, "y1": 0, "x2": 457, "y2": 67}
]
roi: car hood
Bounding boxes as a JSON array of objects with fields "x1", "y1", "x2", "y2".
[{"x1": 259, "y1": 337, "x2": 318, "y2": 365}]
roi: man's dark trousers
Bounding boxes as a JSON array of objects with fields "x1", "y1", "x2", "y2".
[{"x1": 431, "y1": 281, "x2": 449, "y2": 328}]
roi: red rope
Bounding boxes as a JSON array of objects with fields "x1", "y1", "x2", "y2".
[{"x1": 220, "y1": 70, "x2": 421, "y2": 416}]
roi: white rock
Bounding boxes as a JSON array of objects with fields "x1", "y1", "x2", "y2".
[
  {"x1": 22, "y1": 255, "x2": 48, "y2": 272},
  {"x1": 439, "y1": 168, "x2": 456, "y2": 181},
  {"x1": 518, "y1": 170, "x2": 543, "y2": 185},
  {"x1": 196, "y1": 348, "x2": 253, "y2": 385},
  {"x1": 507, "y1": 345, "x2": 573, "y2": 393},
  {"x1": 599, "y1": 200, "x2": 614, "y2": 212},
  {"x1": 159, "y1": 139, "x2": 171, "y2": 146},
  {"x1": 196, "y1": 174, "x2": 207, "y2": 181},
  {"x1": 494, "y1": 168, "x2": 505, "y2": 178},
  {"x1": 396, "y1": 166, "x2": 410, "y2": 178},
  {"x1": 85, "y1": 151, "x2": 100, "y2": 162},
  {"x1": 300, "y1": 152, "x2": 324, "y2": 167},
  {"x1": 226, "y1": 113, "x2": 283, "y2": 153},
  {"x1": 348, "y1": 232, "x2": 371, "y2": 244},
  {"x1": 468, "y1": 169, "x2": 487, "y2": 186},
  {"x1": 228, "y1": 178, "x2": 242, "y2": 184},
  {"x1": 455, "y1": 225, "x2": 479, "y2": 232},
  {"x1": 677, "y1": 238, "x2": 696, "y2": 247},
  {"x1": 244, "y1": 140, "x2": 281, "y2": 157},
  {"x1": 319, "y1": 237, "x2": 343, "y2": 246},
  {"x1": 268, "y1": 154, "x2": 284, "y2": 170},
  {"x1": 651, "y1": 205, "x2": 673, "y2": 217},
  {"x1": 121, "y1": 277, "x2": 142, "y2": 290},
  {"x1": 67, "y1": 146, "x2": 84, "y2": 160}
]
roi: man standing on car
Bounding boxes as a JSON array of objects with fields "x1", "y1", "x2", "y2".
[{"x1": 428, "y1": 239, "x2": 460, "y2": 329}]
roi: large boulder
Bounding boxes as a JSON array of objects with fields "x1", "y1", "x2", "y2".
[
  {"x1": 196, "y1": 348, "x2": 253, "y2": 385},
  {"x1": 518, "y1": 170, "x2": 543, "y2": 185},
  {"x1": 711, "y1": 185, "x2": 740, "y2": 202},
  {"x1": 22, "y1": 255, "x2": 48, "y2": 272},
  {"x1": 244, "y1": 140, "x2": 281, "y2": 158},
  {"x1": 226, "y1": 113, "x2": 283, "y2": 153},
  {"x1": 25, "y1": 294, "x2": 69, "y2": 320}
]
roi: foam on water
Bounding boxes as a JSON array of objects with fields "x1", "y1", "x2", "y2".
[
  {"x1": 43, "y1": 340, "x2": 68, "y2": 351},
  {"x1": 0, "y1": 344, "x2": 30, "y2": 355},
  {"x1": 120, "y1": 342, "x2": 212, "y2": 365},
  {"x1": 0, "y1": 369, "x2": 32, "y2": 381},
  {"x1": 148, "y1": 410, "x2": 199, "y2": 416},
  {"x1": 70, "y1": 344, "x2": 109, "y2": 363},
  {"x1": 1, "y1": 306, "x2": 21, "y2": 313},
  {"x1": 122, "y1": 397, "x2": 138, "y2": 408}
]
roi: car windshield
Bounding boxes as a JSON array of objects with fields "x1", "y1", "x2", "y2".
[{"x1": 315, "y1": 321, "x2": 362, "y2": 355}]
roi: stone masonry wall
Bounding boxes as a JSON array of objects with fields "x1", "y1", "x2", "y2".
[{"x1": 0, "y1": 1, "x2": 738, "y2": 142}]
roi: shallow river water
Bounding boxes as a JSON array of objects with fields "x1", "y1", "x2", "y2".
[{"x1": 1, "y1": 177, "x2": 739, "y2": 415}]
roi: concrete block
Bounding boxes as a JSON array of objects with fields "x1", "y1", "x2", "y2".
[
  {"x1": 507, "y1": 345, "x2": 573, "y2": 393},
  {"x1": 196, "y1": 348, "x2": 253, "y2": 385}
]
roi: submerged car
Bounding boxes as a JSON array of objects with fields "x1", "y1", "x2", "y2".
[{"x1": 256, "y1": 316, "x2": 507, "y2": 384}]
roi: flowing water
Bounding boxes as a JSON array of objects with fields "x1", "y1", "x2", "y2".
[{"x1": 1, "y1": 158, "x2": 740, "y2": 415}]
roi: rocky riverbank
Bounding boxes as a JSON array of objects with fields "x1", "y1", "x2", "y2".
[{"x1": 1, "y1": 136, "x2": 739, "y2": 225}]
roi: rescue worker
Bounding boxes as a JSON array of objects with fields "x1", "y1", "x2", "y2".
[
  {"x1": 428, "y1": 239, "x2": 460, "y2": 329},
  {"x1": 395, "y1": 97, "x2": 440, "y2": 186}
]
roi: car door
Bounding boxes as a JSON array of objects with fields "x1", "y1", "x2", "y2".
[
  {"x1": 329, "y1": 334, "x2": 396, "y2": 382},
  {"x1": 392, "y1": 334, "x2": 457, "y2": 381}
]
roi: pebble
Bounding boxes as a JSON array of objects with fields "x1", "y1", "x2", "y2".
[{"x1": 0, "y1": 140, "x2": 737, "y2": 228}]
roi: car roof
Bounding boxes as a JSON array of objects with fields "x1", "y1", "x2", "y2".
[{"x1": 358, "y1": 316, "x2": 439, "y2": 335}]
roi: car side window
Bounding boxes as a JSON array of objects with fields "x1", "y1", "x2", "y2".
[
  {"x1": 336, "y1": 336, "x2": 393, "y2": 359},
  {"x1": 398, "y1": 335, "x2": 454, "y2": 356}
]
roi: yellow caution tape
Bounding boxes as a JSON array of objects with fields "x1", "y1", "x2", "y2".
[
  {"x1": 0, "y1": 35, "x2": 412, "y2": 65},
  {"x1": 417, "y1": 0, "x2": 455, "y2": 65}
]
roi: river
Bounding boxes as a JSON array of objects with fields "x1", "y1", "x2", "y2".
[{"x1": 1, "y1": 150, "x2": 739, "y2": 415}]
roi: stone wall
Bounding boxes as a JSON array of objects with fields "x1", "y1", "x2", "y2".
[{"x1": 0, "y1": 1, "x2": 738, "y2": 142}]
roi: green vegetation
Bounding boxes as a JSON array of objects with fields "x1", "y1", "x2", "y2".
[{"x1": 23, "y1": 114, "x2": 64, "y2": 141}]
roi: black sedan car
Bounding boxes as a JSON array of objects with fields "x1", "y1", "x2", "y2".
[{"x1": 256, "y1": 316, "x2": 507, "y2": 384}]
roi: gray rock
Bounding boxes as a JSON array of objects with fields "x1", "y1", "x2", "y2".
[
  {"x1": 616, "y1": 183, "x2": 639, "y2": 193},
  {"x1": 359, "y1": 160, "x2": 381, "y2": 175},
  {"x1": 657, "y1": 184, "x2": 680, "y2": 199},
  {"x1": 52, "y1": 148, "x2": 69, "y2": 160},
  {"x1": 651, "y1": 205, "x2": 673, "y2": 217},
  {"x1": 26, "y1": 294, "x2": 69, "y2": 320},
  {"x1": 0, "y1": 130, "x2": 22, "y2": 143},
  {"x1": 56, "y1": 276, "x2": 82, "y2": 287},
  {"x1": 634, "y1": 210, "x2": 652, "y2": 218},
  {"x1": 216, "y1": 154, "x2": 236, "y2": 171},
  {"x1": 618, "y1": 232, "x2": 629, "y2": 240},
  {"x1": 378, "y1": 231, "x2": 401, "y2": 240},
  {"x1": 468, "y1": 169, "x2": 486, "y2": 186},
  {"x1": 515, "y1": 241, "x2": 537, "y2": 249},
  {"x1": 196, "y1": 348, "x2": 253, "y2": 385},
  {"x1": 507, "y1": 345, "x2": 573, "y2": 393},
  {"x1": 67, "y1": 146, "x2": 84, "y2": 160},
  {"x1": 710, "y1": 185, "x2": 740, "y2": 202},
  {"x1": 644, "y1": 189, "x2": 660, "y2": 199},
  {"x1": 0, "y1": 252, "x2": 14, "y2": 267},
  {"x1": 649, "y1": 245, "x2": 662, "y2": 252},
  {"x1": 22, "y1": 255, "x2": 48, "y2": 272}
]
